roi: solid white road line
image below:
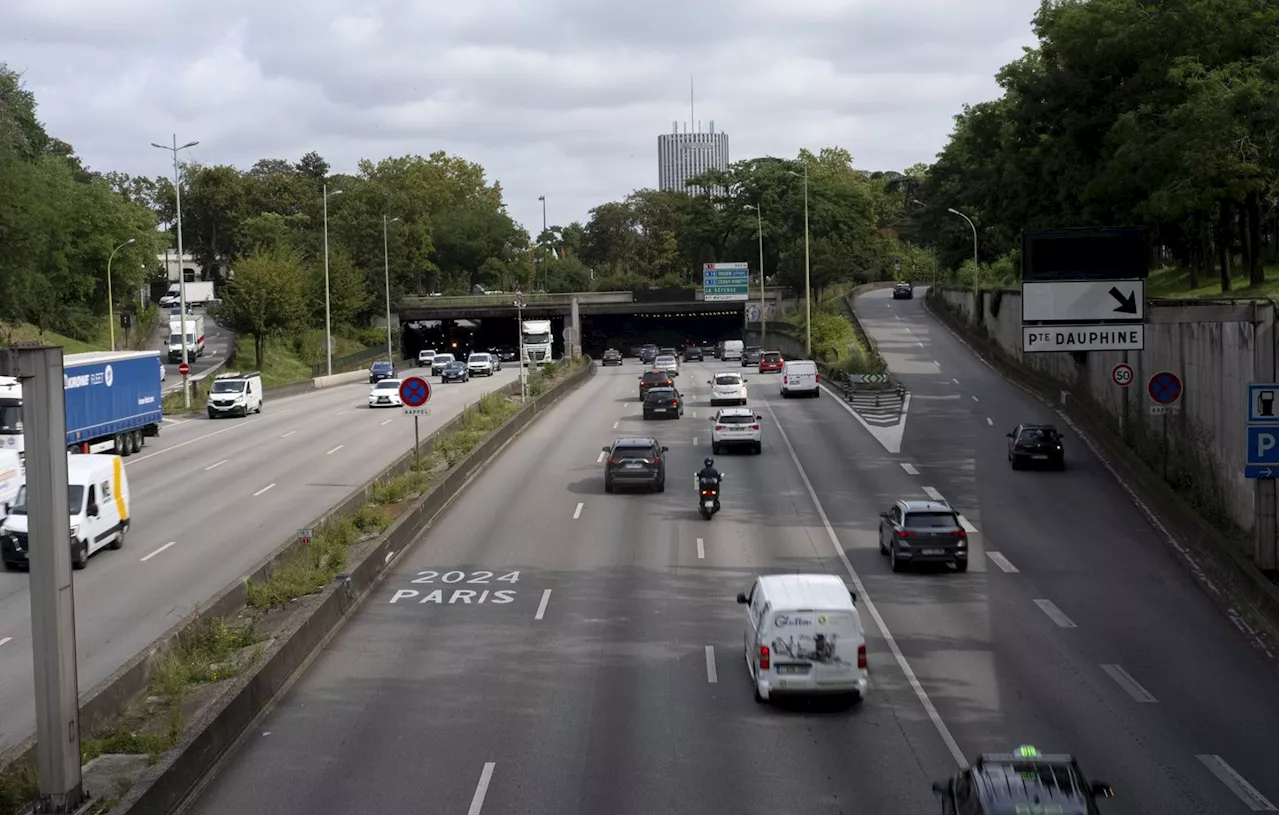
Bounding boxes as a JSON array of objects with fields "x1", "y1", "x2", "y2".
[
  {"x1": 922, "y1": 486, "x2": 945, "y2": 501},
  {"x1": 705, "y1": 646, "x2": 718, "y2": 683},
  {"x1": 204, "y1": 459, "x2": 228, "y2": 471},
  {"x1": 380, "y1": 418, "x2": 393, "y2": 426},
  {"x1": 900, "y1": 463, "x2": 919, "y2": 475},
  {"x1": 467, "y1": 762, "x2": 496, "y2": 815},
  {"x1": 0, "y1": 637, "x2": 12, "y2": 647},
  {"x1": 596, "y1": 450, "x2": 606, "y2": 463},
  {"x1": 253, "y1": 483, "x2": 276, "y2": 497},
  {"x1": 534, "y1": 589, "x2": 552, "y2": 620},
  {"x1": 985, "y1": 552, "x2": 1019, "y2": 573},
  {"x1": 1099, "y1": 663, "x2": 1158, "y2": 703},
  {"x1": 1196, "y1": 754, "x2": 1277, "y2": 811},
  {"x1": 140, "y1": 541, "x2": 176, "y2": 562},
  {"x1": 326, "y1": 444, "x2": 344, "y2": 455},
  {"x1": 1034, "y1": 599, "x2": 1077, "y2": 628},
  {"x1": 573, "y1": 502, "x2": 583, "y2": 520},
  {"x1": 762, "y1": 399, "x2": 969, "y2": 768},
  {"x1": 696, "y1": 537, "x2": 705, "y2": 559}
]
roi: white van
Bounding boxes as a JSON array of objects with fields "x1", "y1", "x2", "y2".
[
  {"x1": 0, "y1": 450, "x2": 21, "y2": 516},
  {"x1": 736, "y1": 573, "x2": 868, "y2": 704},
  {"x1": 722, "y1": 339, "x2": 744, "y2": 361},
  {"x1": 780, "y1": 360, "x2": 820, "y2": 398},
  {"x1": 0, "y1": 454, "x2": 131, "y2": 570},
  {"x1": 206, "y1": 372, "x2": 264, "y2": 418}
]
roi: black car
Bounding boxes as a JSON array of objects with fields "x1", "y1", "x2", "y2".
[
  {"x1": 932, "y1": 745, "x2": 1114, "y2": 814},
  {"x1": 700, "y1": 343, "x2": 716, "y2": 355},
  {"x1": 878, "y1": 499, "x2": 968, "y2": 572},
  {"x1": 602, "y1": 436, "x2": 668, "y2": 493},
  {"x1": 369, "y1": 361, "x2": 397, "y2": 383},
  {"x1": 741, "y1": 347, "x2": 762, "y2": 367},
  {"x1": 440, "y1": 361, "x2": 469, "y2": 382},
  {"x1": 492, "y1": 346, "x2": 518, "y2": 362},
  {"x1": 638, "y1": 345, "x2": 659, "y2": 364},
  {"x1": 602, "y1": 349, "x2": 623, "y2": 366},
  {"x1": 892, "y1": 281, "x2": 914, "y2": 299},
  {"x1": 683, "y1": 345, "x2": 703, "y2": 362},
  {"x1": 1007, "y1": 423, "x2": 1065, "y2": 470},
  {"x1": 638, "y1": 370, "x2": 674, "y2": 399},
  {"x1": 642, "y1": 387, "x2": 684, "y2": 419}
]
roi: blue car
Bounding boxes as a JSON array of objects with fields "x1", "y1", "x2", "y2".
[
  {"x1": 369, "y1": 360, "x2": 397, "y2": 383},
  {"x1": 441, "y1": 361, "x2": 469, "y2": 382}
]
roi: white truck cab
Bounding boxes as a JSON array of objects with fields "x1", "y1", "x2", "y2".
[{"x1": 206, "y1": 372, "x2": 264, "y2": 418}]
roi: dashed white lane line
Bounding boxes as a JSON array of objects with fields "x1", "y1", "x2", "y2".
[
  {"x1": 127, "y1": 411, "x2": 291, "y2": 466},
  {"x1": 0, "y1": 637, "x2": 12, "y2": 647},
  {"x1": 467, "y1": 762, "x2": 496, "y2": 815},
  {"x1": 958, "y1": 516, "x2": 978, "y2": 533},
  {"x1": 140, "y1": 541, "x2": 176, "y2": 562},
  {"x1": 985, "y1": 552, "x2": 1019, "y2": 573},
  {"x1": 253, "y1": 483, "x2": 276, "y2": 497},
  {"x1": 917, "y1": 341, "x2": 925, "y2": 347},
  {"x1": 336, "y1": 410, "x2": 348, "y2": 415},
  {"x1": 691, "y1": 410, "x2": 697, "y2": 418},
  {"x1": 971, "y1": 395, "x2": 979, "y2": 402},
  {"x1": 921, "y1": 486, "x2": 979, "y2": 532},
  {"x1": 900, "y1": 463, "x2": 919, "y2": 475},
  {"x1": 380, "y1": 418, "x2": 393, "y2": 426},
  {"x1": 693, "y1": 436, "x2": 698, "y2": 446},
  {"x1": 922, "y1": 486, "x2": 945, "y2": 501},
  {"x1": 1196, "y1": 754, "x2": 1277, "y2": 811},
  {"x1": 1100, "y1": 663, "x2": 1158, "y2": 703},
  {"x1": 573, "y1": 502, "x2": 583, "y2": 520},
  {"x1": 952, "y1": 378, "x2": 960, "y2": 384},
  {"x1": 705, "y1": 646, "x2": 718, "y2": 683},
  {"x1": 696, "y1": 537, "x2": 705, "y2": 559},
  {"x1": 326, "y1": 444, "x2": 344, "y2": 455},
  {"x1": 597, "y1": 450, "x2": 606, "y2": 463},
  {"x1": 534, "y1": 589, "x2": 552, "y2": 620},
  {"x1": 204, "y1": 459, "x2": 228, "y2": 471},
  {"x1": 904, "y1": 326, "x2": 913, "y2": 333},
  {"x1": 986, "y1": 417, "x2": 993, "y2": 426},
  {"x1": 281, "y1": 430, "x2": 297, "y2": 439},
  {"x1": 612, "y1": 421, "x2": 619, "y2": 429},
  {"x1": 1034, "y1": 599, "x2": 1077, "y2": 628}
]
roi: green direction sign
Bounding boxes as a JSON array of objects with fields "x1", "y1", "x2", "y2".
[{"x1": 703, "y1": 262, "x2": 750, "y2": 302}]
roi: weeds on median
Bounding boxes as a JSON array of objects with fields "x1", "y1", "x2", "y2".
[{"x1": 0, "y1": 765, "x2": 38, "y2": 815}]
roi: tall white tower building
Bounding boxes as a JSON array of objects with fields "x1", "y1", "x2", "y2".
[{"x1": 657, "y1": 120, "x2": 729, "y2": 197}]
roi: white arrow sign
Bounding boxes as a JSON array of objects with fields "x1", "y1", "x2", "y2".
[{"x1": 1022, "y1": 280, "x2": 1145, "y2": 322}]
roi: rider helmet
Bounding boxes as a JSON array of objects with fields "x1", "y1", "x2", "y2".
[{"x1": 704, "y1": 457, "x2": 714, "y2": 468}]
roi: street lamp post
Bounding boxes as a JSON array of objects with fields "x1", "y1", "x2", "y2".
[
  {"x1": 106, "y1": 238, "x2": 136, "y2": 351},
  {"x1": 515, "y1": 296, "x2": 527, "y2": 403},
  {"x1": 383, "y1": 215, "x2": 400, "y2": 362},
  {"x1": 151, "y1": 135, "x2": 198, "y2": 408},
  {"x1": 538, "y1": 195, "x2": 548, "y2": 292},
  {"x1": 946, "y1": 207, "x2": 980, "y2": 323},
  {"x1": 323, "y1": 185, "x2": 343, "y2": 375},
  {"x1": 788, "y1": 165, "x2": 812, "y2": 356},
  {"x1": 744, "y1": 204, "x2": 767, "y2": 344}
]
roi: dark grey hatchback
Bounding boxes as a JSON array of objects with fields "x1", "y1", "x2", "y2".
[
  {"x1": 602, "y1": 437, "x2": 668, "y2": 493},
  {"x1": 878, "y1": 499, "x2": 969, "y2": 572},
  {"x1": 368, "y1": 360, "x2": 397, "y2": 383}
]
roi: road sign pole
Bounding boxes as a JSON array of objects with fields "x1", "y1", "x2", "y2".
[
  {"x1": 1161, "y1": 410, "x2": 1169, "y2": 481},
  {"x1": 414, "y1": 415, "x2": 420, "y2": 470}
]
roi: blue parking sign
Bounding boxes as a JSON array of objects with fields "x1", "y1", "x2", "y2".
[{"x1": 1245, "y1": 426, "x2": 1278, "y2": 479}]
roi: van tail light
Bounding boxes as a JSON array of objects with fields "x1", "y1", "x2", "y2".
[
  {"x1": 759, "y1": 645, "x2": 771, "y2": 670},
  {"x1": 815, "y1": 373, "x2": 820, "y2": 383},
  {"x1": 897, "y1": 529, "x2": 915, "y2": 538},
  {"x1": 749, "y1": 424, "x2": 760, "y2": 431},
  {"x1": 857, "y1": 645, "x2": 867, "y2": 669},
  {"x1": 783, "y1": 375, "x2": 788, "y2": 384}
]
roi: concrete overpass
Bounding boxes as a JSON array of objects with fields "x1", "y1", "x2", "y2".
[{"x1": 396, "y1": 287, "x2": 788, "y2": 321}]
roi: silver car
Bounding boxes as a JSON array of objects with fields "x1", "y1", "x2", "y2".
[{"x1": 654, "y1": 354, "x2": 679, "y2": 377}]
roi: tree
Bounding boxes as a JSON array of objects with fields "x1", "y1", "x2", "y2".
[
  {"x1": 305, "y1": 247, "x2": 370, "y2": 331},
  {"x1": 216, "y1": 247, "x2": 307, "y2": 367}
]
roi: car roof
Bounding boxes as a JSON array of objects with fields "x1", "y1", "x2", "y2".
[
  {"x1": 643, "y1": 370, "x2": 671, "y2": 377},
  {"x1": 757, "y1": 574, "x2": 853, "y2": 608},
  {"x1": 372, "y1": 360, "x2": 393, "y2": 367},
  {"x1": 375, "y1": 378, "x2": 401, "y2": 385},
  {"x1": 713, "y1": 370, "x2": 742, "y2": 377},
  {"x1": 971, "y1": 753, "x2": 1091, "y2": 814},
  {"x1": 612, "y1": 436, "x2": 657, "y2": 447},
  {"x1": 1019, "y1": 423, "x2": 1059, "y2": 431},
  {"x1": 899, "y1": 499, "x2": 953, "y2": 513},
  {"x1": 716, "y1": 407, "x2": 753, "y2": 416}
]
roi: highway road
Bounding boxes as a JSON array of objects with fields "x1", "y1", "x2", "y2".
[
  {"x1": 156, "y1": 307, "x2": 236, "y2": 392},
  {"x1": 0, "y1": 364, "x2": 522, "y2": 751},
  {"x1": 186, "y1": 299, "x2": 1276, "y2": 815}
]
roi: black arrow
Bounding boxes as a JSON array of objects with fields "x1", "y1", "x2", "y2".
[{"x1": 1109, "y1": 286, "x2": 1137, "y2": 314}]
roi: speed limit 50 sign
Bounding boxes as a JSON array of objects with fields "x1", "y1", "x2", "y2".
[{"x1": 1111, "y1": 362, "x2": 1134, "y2": 388}]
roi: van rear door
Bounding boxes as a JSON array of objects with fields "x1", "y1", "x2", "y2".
[
  {"x1": 784, "y1": 362, "x2": 817, "y2": 389},
  {"x1": 767, "y1": 610, "x2": 861, "y2": 678}
]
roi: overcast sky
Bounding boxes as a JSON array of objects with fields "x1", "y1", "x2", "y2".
[{"x1": 4, "y1": 0, "x2": 1040, "y2": 237}]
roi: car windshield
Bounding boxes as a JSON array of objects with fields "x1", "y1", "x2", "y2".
[
  {"x1": 717, "y1": 414, "x2": 754, "y2": 424},
  {"x1": 11, "y1": 484, "x2": 85, "y2": 516},
  {"x1": 646, "y1": 389, "x2": 676, "y2": 401},
  {"x1": 762, "y1": 352, "x2": 781, "y2": 362},
  {"x1": 372, "y1": 363, "x2": 392, "y2": 372},
  {"x1": 468, "y1": 354, "x2": 488, "y2": 363},
  {"x1": 376, "y1": 381, "x2": 400, "y2": 389},
  {"x1": 613, "y1": 446, "x2": 652, "y2": 459},
  {"x1": 434, "y1": 355, "x2": 454, "y2": 363},
  {"x1": 0, "y1": 402, "x2": 21, "y2": 434},
  {"x1": 210, "y1": 380, "x2": 246, "y2": 393},
  {"x1": 715, "y1": 375, "x2": 741, "y2": 386},
  {"x1": 643, "y1": 372, "x2": 670, "y2": 382},
  {"x1": 905, "y1": 512, "x2": 960, "y2": 529}
]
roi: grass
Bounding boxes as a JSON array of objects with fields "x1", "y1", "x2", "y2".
[
  {"x1": 1145, "y1": 263, "x2": 1278, "y2": 299},
  {"x1": 0, "y1": 307, "x2": 162, "y2": 356}
]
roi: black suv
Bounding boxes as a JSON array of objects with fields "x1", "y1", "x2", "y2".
[
  {"x1": 1007, "y1": 423, "x2": 1065, "y2": 470},
  {"x1": 878, "y1": 499, "x2": 968, "y2": 572},
  {"x1": 933, "y1": 746, "x2": 1114, "y2": 814},
  {"x1": 638, "y1": 370, "x2": 674, "y2": 399},
  {"x1": 683, "y1": 345, "x2": 703, "y2": 362},
  {"x1": 602, "y1": 349, "x2": 623, "y2": 366},
  {"x1": 893, "y1": 281, "x2": 913, "y2": 299},
  {"x1": 369, "y1": 361, "x2": 397, "y2": 383},
  {"x1": 643, "y1": 387, "x2": 683, "y2": 419},
  {"x1": 602, "y1": 437, "x2": 668, "y2": 493}
]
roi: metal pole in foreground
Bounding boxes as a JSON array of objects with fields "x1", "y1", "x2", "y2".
[{"x1": 0, "y1": 347, "x2": 82, "y2": 811}]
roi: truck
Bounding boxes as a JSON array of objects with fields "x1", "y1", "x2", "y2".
[
  {"x1": 521, "y1": 319, "x2": 553, "y2": 365},
  {"x1": 168, "y1": 314, "x2": 206, "y2": 362},
  {"x1": 0, "y1": 351, "x2": 164, "y2": 458},
  {"x1": 159, "y1": 281, "x2": 215, "y2": 307}
]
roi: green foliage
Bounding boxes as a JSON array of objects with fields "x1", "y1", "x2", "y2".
[{"x1": 217, "y1": 246, "x2": 308, "y2": 369}]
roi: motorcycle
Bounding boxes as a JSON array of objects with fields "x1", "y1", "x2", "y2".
[{"x1": 696, "y1": 474, "x2": 722, "y2": 520}]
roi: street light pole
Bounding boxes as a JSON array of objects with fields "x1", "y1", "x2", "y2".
[
  {"x1": 106, "y1": 238, "x2": 136, "y2": 351},
  {"x1": 538, "y1": 195, "x2": 548, "y2": 292},
  {"x1": 383, "y1": 215, "x2": 400, "y2": 362},
  {"x1": 801, "y1": 164, "x2": 810, "y2": 356},
  {"x1": 515, "y1": 296, "x2": 527, "y2": 402},
  {"x1": 946, "y1": 207, "x2": 980, "y2": 322},
  {"x1": 151, "y1": 135, "x2": 198, "y2": 408},
  {"x1": 749, "y1": 205, "x2": 766, "y2": 344},
  {"x1": 323, "y1": 184, "x2": 343, "y2": 375}
]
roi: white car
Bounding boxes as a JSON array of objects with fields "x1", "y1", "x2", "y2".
[
  {"x1": 654, "y1": 354, "x2": 679, "y2": 376},
  {"x1": 707, "y1": 371, "x2": 748, "y2": 406},
  {"x1": 417, "y1": 348, "x2": 437, "y2": 367},
  {"x1": 430, "y1": 353, "x2": 455, "y2": 375},
  {"x1": 368, "y1": 379, "x2": 403, "y2": 408},
  {"x1": 710, "y1": 407, "x2": 762, "y2": 455},
  {"x1": 467, "y1": 352, "x2": 496, "y2": 376}
]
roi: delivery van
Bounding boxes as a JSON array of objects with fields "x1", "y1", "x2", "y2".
[
  {"x1": 736, "y1": 573, "x2": 868, "y2": 704},
  {"x1": 779, "y1": 360, "x2": 820, "y2": 398},
  {"x1": 206, "y1": 371, "x2": 264, "y2": 418},
  {"x1": 0, "y1": 450, "x2": 21, "y2": 516},
  {"x1": 722, "y1": 339, "x2": 744, "y2": 361},
  {"x1": 0, "y1": 454, "x2": 131, "y2": 571}
]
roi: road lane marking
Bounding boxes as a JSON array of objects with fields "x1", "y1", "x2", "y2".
[
  {"x1": 1034, "y1": 599, "x2": 1076, "y2": 628},
  {"x1": 623, "y1": 404, "x2": 628, "y2": 409},
  {"x1": 597, "y1": 451, "x2": 605, "y2": 463},
  {"x1": 204, "y1": 459, "x2": 228, "y2": 471},
  {"x1": 900, "y1": 463, "x2": 919, "y2": 475},
  {"x1": 1196, "y1": 754, "x2": 1276, "y2": 811},
  {"x1": 281, "y1": 430, "x2": 297, "y2": 438},
  {"x1": 705, "y1": 646, "x2": 718, "y2": 683},
  {"x1": 761, "y1": 398, "x2": 969, "y2": 768},
  {"x1": 253, "y1": 483, "x2": 276, "y2": 497},
  {"x1": 692, "y1": 436, "x2": 698, "y2": 446},
  {"x1": 933, "y1": 360, "x2": 940, "y2": 367},
  {"x1": 986, "y1": 417, "x2": 993, "y2": 426},
  {"x1": 1100, "y1": 664, "x2": 1158, "y2": 703},
  {"x1": 573, "y1": 502, "x2": 583, "y2": 520},
  {"x1": 126, "y1": 412, "x2": 291, "y2": 465},
  {"x1": 985, "y1": 552, "x2": 1019, "y2": 573},
  {"x1": 534, "y1": 589, "x2": 552, "y2": 620},
  {"x1": 140, "y1": 541, "x2": 176, "y2": 562},
  {"x1": 380, "y1": 418, "x2": 393, "y2": 426},
  {"x1": 922, "y1": 486, "x2": 945, "y2": 501},
  {"x1": 904, "y1": 326, "x2": 912, "y2": 333},
  {"x1": 918, "y1": 341, "x2": 924, "y2": 347},
  {"x1": 467, "y1": 762, "x2": 496, "y2": 815},
  {"x1": 696, "y1": 537, "x2": 704, "y2": 559},
  {"x1": 691, "y1": 410, "x2": 697, "y2": 418},
  {"x1": 612, "y1": 421, "x2": 619, "y2": 429},
  {"x1": 971, "y1": 395, "x2": 979, "y2": 402},
  {"x1": 952, "y1": 378, "x2": 960, "y2": 384},
  {"x1": 958, "y1": 516, "x2": 978, "y2": 533},
  {"x1": 0, "y1": 637, "x2": 12, "y2": 647},
  {"x1": 336, "y1": 410, "x2": 348, "y2": 415},
  {"x1": 326, "y1": 444, "x2": 344, "y2": 455}
]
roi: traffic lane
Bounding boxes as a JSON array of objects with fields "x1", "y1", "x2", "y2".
[
  {"x1": 188, "y1": 364, "x2": 952, "y2": 815},
  {"x1": 875, "y1": 292, "x2": 1280, "y2": 807},
  {"x1": 159, "y1": 315, "x2": 235, "y2": 386},
  {"x1": 0, "y1": 367, "x2": 522, "y2": 751}
]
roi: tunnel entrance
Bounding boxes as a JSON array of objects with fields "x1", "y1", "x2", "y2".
[
  {"x1": 401, "y1": 316, "x2": 570, "y2": 362},
  {"x1": 581, "y1": 308, "x2": 743, "y2": 357}
]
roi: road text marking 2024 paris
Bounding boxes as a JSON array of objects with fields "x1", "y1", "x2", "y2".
[{"x1": 389, "y1": 570, "x2": 521, "y2": 604}]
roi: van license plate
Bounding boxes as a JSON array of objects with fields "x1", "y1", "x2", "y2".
[
  {"x1": 921, "y1": 548, "x2": 944, "y2": 556},
  {"x1": 777, "y1": 665, "x2": 807, "y2": 675}
]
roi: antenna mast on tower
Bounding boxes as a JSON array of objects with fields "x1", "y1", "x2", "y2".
[{"x1": 690, "y1": 76, "x2": 695, "y2": 133}]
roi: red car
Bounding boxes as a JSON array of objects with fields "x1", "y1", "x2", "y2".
[{"x1": 758, "y1": 351, "x2": 784, "y2": 373}]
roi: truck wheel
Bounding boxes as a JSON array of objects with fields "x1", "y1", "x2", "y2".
[
  {"x1": 72, "y1": 539, "x2": 88, "y2": 570},
  {"x1": 114, "y1": 434, "x2": 127, "y2": 455}
]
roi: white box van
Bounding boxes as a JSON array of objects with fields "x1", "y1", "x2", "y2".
[
  {"x1": 206, "y1": 372, "x2": 264, "y2": 418},
  {"x1": 736, "y1": 573, "x2": 868, "y2": 703},
  {"x1": 0, "y1": 454, "x2": 131, "y2": 570},
  {"x1": 0, "y1": 450, "x2": 21, "y2": 516},
  {"x1": 722, "y1": 339, "x2": 744, "y2": 361},
  {"x1": 780, "y1": 360, "x2": 819, "y2": 398}
]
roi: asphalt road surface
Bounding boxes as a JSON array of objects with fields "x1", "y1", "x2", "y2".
[
  {"x1": 157, "y1": 308, "x2": 237, "y2": 392},
  {"x1": 0, "y1": 364, "x2": 522, "y2": 751},
  {"x1": 187, "y1": 306, "x2": 1276, "y2": 815}
]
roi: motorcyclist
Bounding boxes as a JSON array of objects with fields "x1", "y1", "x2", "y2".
[{"x1": 695, "y1": 457, "x2": 723, "y2": 506}]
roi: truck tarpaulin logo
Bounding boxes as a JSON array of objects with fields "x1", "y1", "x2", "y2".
[
  {"x1": 64, "y1": 365, "x2": 113, "y2": 390},
  {"x1": 104, "y1": 364, "x2": 114, "y2": 387}
]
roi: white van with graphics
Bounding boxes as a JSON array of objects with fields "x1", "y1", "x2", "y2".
[
  {"x1": 0, "y1": 454, "x2": 131, "y2": 571},
  {"x1": 0, "y1": 450, "x2": 21, "y2": 516},
  {"x1": 736, "y1": 573, "x2": 868, "y2": 704},
  {"x1": 779, "y1": 359, "x2": 819, "y2": 398}
]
